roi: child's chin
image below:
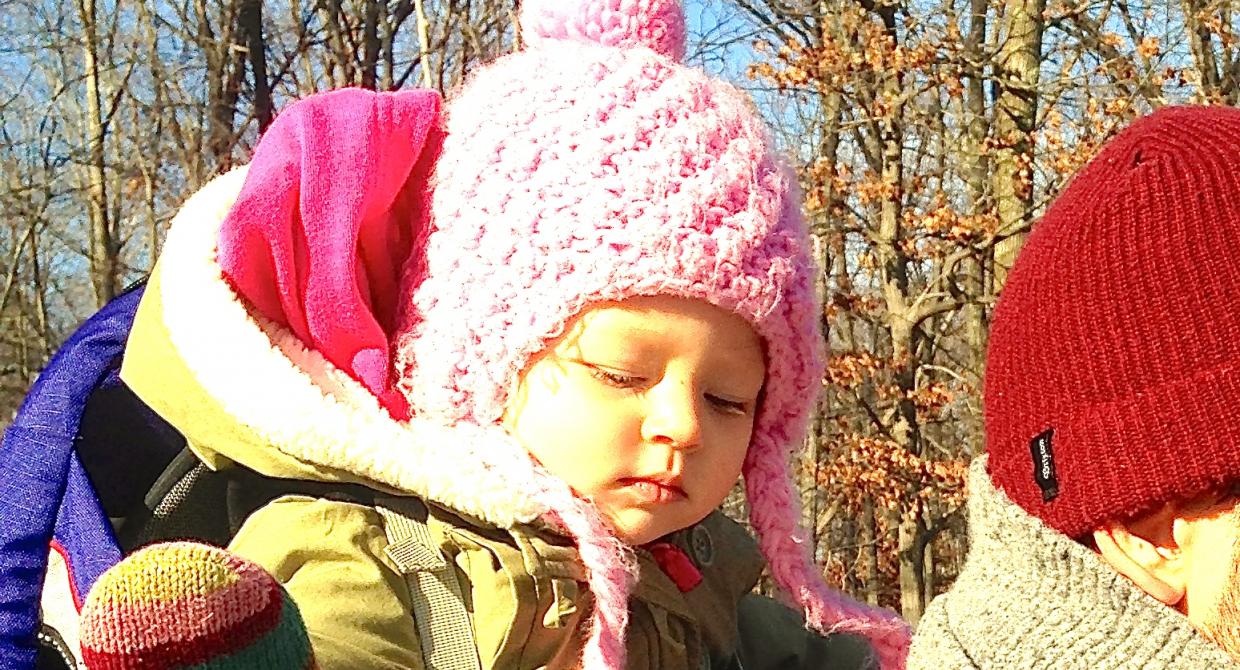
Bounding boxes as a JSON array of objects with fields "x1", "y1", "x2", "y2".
[{"x1": 604, "y1": 507, "x2": 683, "y2": 546}]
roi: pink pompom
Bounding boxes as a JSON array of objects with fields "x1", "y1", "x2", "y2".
[{"x1": 520, "y1": 0, "x2": 687, "y2": 61}]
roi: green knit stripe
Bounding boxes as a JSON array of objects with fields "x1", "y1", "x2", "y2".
[{"x1": 185, "y1": 595, "x2": 314, "y2": 670}]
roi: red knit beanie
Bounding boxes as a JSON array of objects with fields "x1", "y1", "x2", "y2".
[{"x1": 985, "y1": 105, "x2": 1240, "y2": 539}]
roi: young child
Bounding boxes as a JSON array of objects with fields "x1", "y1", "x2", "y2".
[{"x1": 117, "y1": 1, "x2": 910, "y2": 668}]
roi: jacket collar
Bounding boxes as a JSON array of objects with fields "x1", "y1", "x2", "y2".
[
  {"x1": 122, "y1": 168, "x2": 546, "y2": 528},
  {"x1": 426, "y1": 498, "x2": 765, "y2": 658},
  {"x1": 912, "y1": 457, "x2": 1239, "y2": 669}
]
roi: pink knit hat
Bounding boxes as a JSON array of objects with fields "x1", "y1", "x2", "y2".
[{"x1": 395, "y1": 0, "x2": 910, "y2": 667}]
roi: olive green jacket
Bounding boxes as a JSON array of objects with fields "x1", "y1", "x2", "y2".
[
  {"x1": 120, "y1": 168, "x2": 876, "y2": 670},
  {"x1": 231, "y1": 493, "x2": 874, "y2": 670}
]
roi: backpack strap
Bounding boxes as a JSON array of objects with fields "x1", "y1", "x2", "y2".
[
  {"x1": 119, "y1": 445, "x2": 390, "y2": 551},
  {"x1": 126, "y1": 449, "x2": 484, "y2": 670},
  {"x1": 375, "y1": 497, "x2": 482, "y2": 670}
]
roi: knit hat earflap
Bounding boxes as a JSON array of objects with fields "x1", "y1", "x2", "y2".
[{"x1": 79, "y1": 542, "x2": 316, "y2": 669}]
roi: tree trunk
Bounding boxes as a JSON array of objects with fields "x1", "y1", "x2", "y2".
[
  {"x1": 27, "y1": 227, "x2": 50, "y2": 358},
  {"x1": 922, "y1": 505, "x2": 937, "y2": 608},
  {"x1": 865, "y1": 2, "x2": 928, "y2": 622},
  {"x1": 860, "y1": 499, "x2": 879, "y2": 605},
  {"x1": 361, "y1": 0, "x2": 381, "y2": 89},
  {"x1": 1181, "y1": 0, "x2": 1240, "y2": 103},
  {"x1": 239, "y1": 0, "x2": 273, "y2": 132},
  {"x1": 138, "y1": 1, "x2": 166, "y2": 263},
  {"x1": 991, "y1": 0, "x2": 1046, "y2": 289},
  {"x1": 78, "y1": 0, "x2": 118, "y2": 307},
  {"x1": 964, "y1": 3, "x2": 990, "y2": 267},
  {"x1": 380, "y1": 0, "x2": 396, "y2": 89},
  {"x1": 414, "y1": 0, "x2": 435, "y2": 88},
  {"x1": 199, "y1": 0, "x2": 243, "y2": 170},
  {"x1": 961, "y1": 0, "x2": 991, "y2": 434},
  {"x1": 320, "y1": 0, "x2": 353, "y2": 86},
  {"x1": 0, "y1": 221, "x2": 39, "y2": 318},
  {"x1": 897, "y1": 513, "x2": 926, "y2": 626}
]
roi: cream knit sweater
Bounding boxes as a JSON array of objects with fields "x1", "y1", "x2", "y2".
[{"x1": 910, "y1": 457, "x2": 1240, "y2": 669}]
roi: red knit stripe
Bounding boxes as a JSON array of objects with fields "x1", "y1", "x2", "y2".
[
  {"x1": 79, "y1": 578, "x2": 285, "y2": 670},
  {"x1": 79, "y1": 563, "x2": 271, "y2": 653}
]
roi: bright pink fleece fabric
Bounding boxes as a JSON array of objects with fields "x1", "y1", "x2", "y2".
[{"x1": 216, "y1": 88, "x2": 443, "y2": 419}]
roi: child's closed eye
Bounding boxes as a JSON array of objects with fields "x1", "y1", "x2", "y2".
[
  {"x1": 587, "y1": 365, "x2": 645, "y2": 388},
  {"x1": 707, "y1": 394, "x2": 752, "y2": 416},
  {"x1": 580, "y1": 361, "x2": 754, "y2": 415}
]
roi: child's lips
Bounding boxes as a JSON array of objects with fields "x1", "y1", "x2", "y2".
[{"x1": 618, "y1": 477, "x2": 687, "y2": 504}]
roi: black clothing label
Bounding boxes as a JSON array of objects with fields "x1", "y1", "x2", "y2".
[{"x1": 1030, "y1": 429, "x2": 1059, "y2": 502}]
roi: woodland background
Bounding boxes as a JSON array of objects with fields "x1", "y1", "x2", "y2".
[{"x1": 2, "y1": 0, "x2": 1238, "y2": 624}]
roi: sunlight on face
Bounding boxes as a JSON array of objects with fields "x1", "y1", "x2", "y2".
[
  {"x1": 503, "y1": 295, "x2": 766, "y2": 545},
  {"x1": 1191, "y1": 505, "x2": 1240, "y2": 660}
]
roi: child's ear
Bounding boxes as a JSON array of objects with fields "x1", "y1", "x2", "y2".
[{"x1": 1093, "y1": 504, "x2": 1188, "y2": 607}]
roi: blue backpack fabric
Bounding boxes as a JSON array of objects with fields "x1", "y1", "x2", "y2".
[
  {"x1": 0, "y1": 283, "x2": 384, "y2": 669},
  {"x1": 0, "y1": 284, "x2": 145, "y2": 668}
]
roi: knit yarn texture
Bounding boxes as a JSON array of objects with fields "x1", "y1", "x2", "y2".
[
  {"x1": 985, "y1": 105, "x2": 1240, "y2": 538},
  {"x1": 394, "y1": 0, "x2": 909, "y2": 667},
  {"x1": 909, "y1": 458, "x2": 1239, "y2": 670},
  {"x1": 79, "y1": 542, "x2": 316, "y2": 670}
]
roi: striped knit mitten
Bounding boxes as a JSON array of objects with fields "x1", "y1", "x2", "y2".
[{"x1": 79, "y1": 541, "x2": 316, "y2": 669}]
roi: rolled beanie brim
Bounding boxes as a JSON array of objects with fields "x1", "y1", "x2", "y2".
[{"x1": 989, "y1": 356, "x2": 1240, "y2": 538}]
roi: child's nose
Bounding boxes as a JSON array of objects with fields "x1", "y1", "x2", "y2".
[{"x1": 639, "y1": 380, "x2": 703, "y2": 450}]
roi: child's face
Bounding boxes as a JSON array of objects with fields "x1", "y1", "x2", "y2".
[{"x1": 504, "y1": 295, "x2": 766, "y2": 545}]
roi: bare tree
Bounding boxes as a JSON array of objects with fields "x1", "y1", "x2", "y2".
[
  {"x1": 990, "y1": 0, "x2": 1046, "y2": 286},
  {"x1": 718, "y1": 0, "x2": 1237, "y2": 621},
  {"x1": 77, "y1": 0, "x2": 120, "y2": 305},
  {"x1": 1182, "y1": 0, "x2": 1240, "y2": 102}
]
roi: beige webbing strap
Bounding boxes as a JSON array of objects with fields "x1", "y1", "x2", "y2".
[{"x1": 377, "y1": 500, "x2": 483, "y2": 670}]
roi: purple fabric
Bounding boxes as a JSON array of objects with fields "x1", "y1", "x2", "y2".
[
  {"x1": 55, "y1": 454, "x2": 122, "y2": 603},
  {"x1": 0, "y1": 286, "x2": 138, "y2": 667}
]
